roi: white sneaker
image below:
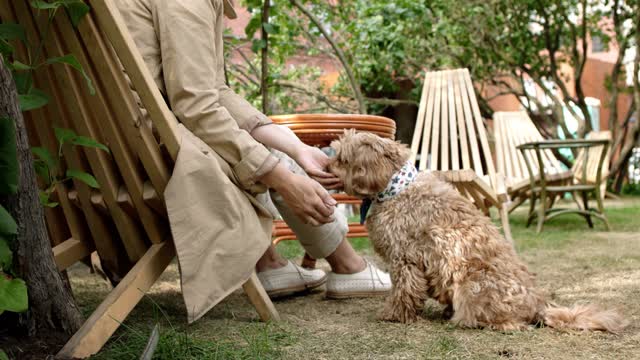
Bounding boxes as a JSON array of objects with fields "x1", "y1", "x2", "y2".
[
  {"x1": 257, "y1": 260, "x2": 327, "y2": 297},
  {"x1": 326, "y1": 261, "x2": 392, "y2": 299}
]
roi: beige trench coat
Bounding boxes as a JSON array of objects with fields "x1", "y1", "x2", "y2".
[{"x1": 118, "y1": 0, "x2": 277, "y2": 322}]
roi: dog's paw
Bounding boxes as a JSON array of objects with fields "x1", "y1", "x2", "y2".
[{"x1": 378, "y1": 307, "x2": 419, "y2": 324}]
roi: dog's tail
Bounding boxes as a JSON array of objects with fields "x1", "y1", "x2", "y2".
[{"x1": 541, "y1": 303, "x2": 627, "y2": 333}]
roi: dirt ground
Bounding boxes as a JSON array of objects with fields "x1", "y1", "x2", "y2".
[{"x1": 18, "y1": 199, "x2": 640, "y2": 359}]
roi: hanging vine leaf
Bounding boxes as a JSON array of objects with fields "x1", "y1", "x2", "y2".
[
  {"x1": 0, "y1": 205, "x2": 17, "y2": 236},
  {"x1": 66, "y1": 169, "x2": 99, "y2": 188},
  {"x1": 46, "y1": 54, "x2": 95, "y2": 94},
  {"x1": 65, "y1": 2, "x2": 91, "y2": 27},
  {"x1": 18, "y1": 89, "x2": 49, "y2": 112},
  {"x1": 0, "y1": 276, "x2": 28, "y2": 313},
  {"x1": 0, "y1": 23, "x2": 27, "y2": 43},
  {"x1": 72, "y1": 135, "x2": 110, "y2": 153},
  {"x1": 54, "y1": 126, "x2": 77, "y2": 146}
]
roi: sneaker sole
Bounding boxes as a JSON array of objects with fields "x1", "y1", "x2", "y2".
[
  {"x1": 266, "y1": 275, "x2": 328, "y2": 298},
  {"x1": 325, "y1": 289, "x2": 390, "y2": 299}
]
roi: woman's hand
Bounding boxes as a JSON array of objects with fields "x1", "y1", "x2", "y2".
[
  {"x1": 260, "y1": 163, "x2": 337, "y2": 225},
  {"x1": 294, "y1": 145, "x2": 343, "y2": 189}
]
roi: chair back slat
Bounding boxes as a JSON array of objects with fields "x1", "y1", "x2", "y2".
[
  {"x1": 493, "y1": 111, "x2": 569, "y2": 186},
  {"x1": 573, "y1": 131, "x2": 612, "y2": 184},
  {"x1": 0, "y1": 0, "x2": 185, "y2": 278},
  {"x1": 410, "y1": 69, "x2": 498, "y2": 189}
]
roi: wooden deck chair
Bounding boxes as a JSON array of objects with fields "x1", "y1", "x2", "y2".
[
  {"x1": 572, "y1": 130, "x2": 612, "y2": 202},
  {"x1": 493, "y1": 111, "x2": 573, "y2": 212},
  {"x1": 409, "y1": 69, "x2": 512, "y2": 242},
  {"x1": 0, "y1": 1, "x2": 278, "y2": 358}
]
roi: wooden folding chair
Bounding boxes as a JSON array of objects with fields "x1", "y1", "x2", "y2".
[
  {"x1": 493, "y1": 111, "x2": 573, "y2": 212},
  {"x1": 573, "y1": 130, "x2": 612, "y2": 202},
  {"x1": 409, "y1": 69, "x2": 513, "y2": 243},
  {"x1": 0, "y1": 1, "x2": 278, "y2": 358}
]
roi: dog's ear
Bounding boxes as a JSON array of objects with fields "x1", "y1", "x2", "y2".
[
  {"x1": 377, "y1": 138, "x2": 411, "y2": 166},
  {"x1": 349, "y1": 163, "x2": 389, "y2": 196}
]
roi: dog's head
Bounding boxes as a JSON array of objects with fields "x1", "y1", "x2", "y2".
[{"x1": 328, "y1": 129, "x2": 411, "y2": 198}]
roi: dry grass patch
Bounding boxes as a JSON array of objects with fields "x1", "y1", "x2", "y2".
[{"x1": 68, "y1": 198, "x2": 640, "y2": 359}]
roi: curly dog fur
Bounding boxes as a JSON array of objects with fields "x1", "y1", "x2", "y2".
[{"x1": 328, "y1": 130, "x2": 626, "y2": 333}]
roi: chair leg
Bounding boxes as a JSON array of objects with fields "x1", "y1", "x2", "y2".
[
  {"x1": 595, "y1": 189, "x2": 611, "y2": 231},
  {"x1": 581, "y1": 192, "x2": 594, "y2": 228},
  {"x1": 57, "y1": 242, "x2": 175, "y2": 359},
  {"x1": 242, "y1": 272, "x2": 281, "y2": 322},
  {"x1": 536, "y1": 191, "x2": 547, "y2": 233},
  {"x1": 526, "y1": 193, "x2": 537, "y2": 228},
  {"x1": 499, "y1": 202, "x2": 514, "y2": 246}
]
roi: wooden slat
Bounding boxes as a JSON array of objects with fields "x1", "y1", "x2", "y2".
[
  {"x1": 36, "y1": 9, "x2": 148, "y2": 262},
  {"x1": 89, "y1": 0, "x2": 181, "y2": 161},
  {"x1": 419, "y1": 71, "x2": 437, "y2": 171},
  {"x1": 11, "y1": 0, "x2": 131, "y2": 278},
  {"x1": 80, "y1": 11, "x2": 171, "y2": 197},
  {"x1": 53, "y1": 238, "x2": 94, "y2": 271},
  {"x1": 429, "y1": 71, "x2": 442, "y2": 170},
  {"x1": 410, "y1": 71, "x2": 430, "y2": 164},
  {"x1": 462, "y1": 69, "x2": 496, "y2": 186},
  {"x1": 57, "y1": 12, "x2": 168, "y2": 244},
  {"x1": 440, "y1": 70, "x2": 450, "y2": 170},
  {"x1": 452, "y1": 69, "x2": 471, "y2": 170},
  {"x1": 457, "y1": 70, "x2": 483, "y2": 177},
  {"x1": 447, "y1": 70, "x2": 459, "y2": 170},
  {"x1": 57, "y1": 241, "x2": 175, "y2": 359},
  {"x1": 243, "y1": 272, "x2": 281, "y2": 322}
]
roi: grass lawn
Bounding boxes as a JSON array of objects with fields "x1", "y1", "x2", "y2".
[{"x1": 70, "y1": 197, "x2": 640, "y2": 359}]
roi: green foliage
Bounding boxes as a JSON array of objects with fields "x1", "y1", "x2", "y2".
[
  {"x1": 0, "y1": 0, "x2": 96, "y2": 317},
  {"x1": 0, "y1": 276, "x2": 28, "y2": 313},
  {"x1": 0, "y1": 349, "x2": 8, "y2": 360}
]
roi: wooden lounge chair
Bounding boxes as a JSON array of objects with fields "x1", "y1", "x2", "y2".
[
  {"x1": 0, "y1": 1, "x2": 278, "y2": 358},
  {"x1": 493, "y1": 111, "x2": 573, "y2": 212},
  {"x1": 573, "y1": 130, "x2": 612, "y2": 202},
  {"x1": 409, "y1": 68, "x2": 513, "y2": 243}
]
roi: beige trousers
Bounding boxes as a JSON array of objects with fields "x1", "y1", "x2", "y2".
[{"x1": 263, "y1": 148, "x2": 348, "y2": 259}]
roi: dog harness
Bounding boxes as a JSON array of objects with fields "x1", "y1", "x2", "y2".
[{"x1": 360, "y1": 160, "x2": 418, "y2": 224}]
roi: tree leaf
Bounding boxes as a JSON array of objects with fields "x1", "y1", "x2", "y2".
[
  {"x1": 0, "y1": 348, "x2": 9, "y2": 360},
  {"x1": 30, "y1": 0, "x2": 62, "y2": 10},
  {"x1": 31, "y1": 147, "x2": 57, "y2": 171},
  {"x1": 0, "y1": 205, "x2": 17, "y2": 236},
  {"x1": 66, "y1": 169, "x2": 99, "y2": 188},
  {"x1": 39, "y1": 192, "x2": 58, "y2": 208},
  {"x1": 11, "y1": 61, "x2": 33, "y2": 71},
  {"x1": 0, "y1": 23, "x2": 27, "y2": 43},
  {"x1": 0, "y1": 237, "x2": 12, "y2": 271},
  {"x1": 12, "y1": 72, "x2": 32, "y2": 94},
  {"x1": 71, "y1": 136, "x2": 110, "y2": 153},
  {"x1": 46, "y1": 54, "x2": 95, "y2": 95},
  {"x1": 18, "y1": 89, "x2": 49, "y2": 112},
  {"x1": 54, "y1": 127, "x2": 77, "y2": 146},
  {"x1": 34, "y1": 161, "x2": 51, "y2": 186},
  {"x1": 0, "y1": 276, "x2": 28, "y2": 313},
  {"x1": 0, "y1": 117, "x2": 18, "y2": 195},
  {"x1": 65, "y1": 2, "x2": 91, "y2": 27},
  {"x1": 0, "y1": 39, "x2": 14, "y2": 59}
]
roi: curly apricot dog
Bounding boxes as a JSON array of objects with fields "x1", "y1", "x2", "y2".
[{"x1": 328, "y1": 130, "x2": 626, "y2": 332}]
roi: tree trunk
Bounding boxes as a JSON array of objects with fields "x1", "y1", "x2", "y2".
[
  {"x1": 260, "y1": 0, "x2": 270, "y2": 114},
  {"x1": 0, "y1": 60, "x2": 83, "y2": 336}
]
